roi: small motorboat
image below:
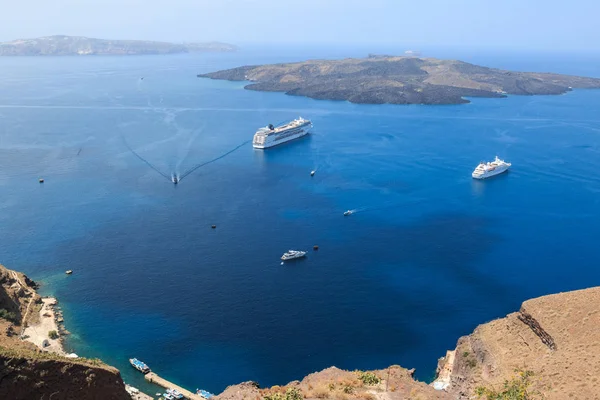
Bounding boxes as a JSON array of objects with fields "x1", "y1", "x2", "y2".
[
  {"x1": 65, "y1": 270, "x2": 73, "y2": 275},
  {"x1": 39, "y1": 178, "x2": 44, "y2": 183},
  {"x1": 343, "y1": 210, "x2": 352, "y2": 216},
  {"x1": 310, "y1": 170, "x2": 315, "y2": 176},
  {"x1": 171, "y1": 174, "x2": 179, "y2": 184}
]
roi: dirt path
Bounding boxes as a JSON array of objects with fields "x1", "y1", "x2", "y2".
[{"x1": 9, "y1": 270, "x2": 35, "y2": 336}]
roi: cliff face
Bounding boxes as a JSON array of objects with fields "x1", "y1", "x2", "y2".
[
  {"x1": 438, "y1": 287, "x2": 600, "y2": 399},
  {"x1": 199, "y1": 56, "x2": 600, "y2": 105},
  {"x1": 0, "y1": 264, "x2": 131, "y2": 400},
  {"x1": 216, "y1": 287, "x2": 600, "y2": 400},
  {"x1": 0, "y1": 349, "x2": 130, "y2": 400}
]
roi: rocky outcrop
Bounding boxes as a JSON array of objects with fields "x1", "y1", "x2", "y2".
[
  {"x1": 199, "y1": 56, "x2": 600, "y2": 105},
  {"x1": 517, "y1": 310, "x2": 557, "y2": 351},
  {"x1": 438, "y1": 286, "x2": 600, "y2": 399},
  {"x1": 214, "y1": 366, "x2": 448, "y2": 400},
  {"x1": 0, "y1": 350, "x2": 130, "y2": 400},
  {"x1": 0, "y1": 264, "x2": 131, "y2": 400}
]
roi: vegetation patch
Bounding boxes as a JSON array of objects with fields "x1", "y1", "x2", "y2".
[
  {"x1": 356, "y1": 371, "x2": 381, "y2": 386},
  {"x1": 475, "y1": 369, "x2": 541, "y2": 400},
  {"x1": 0, "y1": 308, "x2": 17, "y2": 323}
]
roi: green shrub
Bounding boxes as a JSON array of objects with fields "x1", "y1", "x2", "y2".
[
  {"x1": 48, "y1": 330, "x2": 59, "y2": 340},
  {"x1": 357, "y1": 371, "x2": 381, "y2": 386},
  {"x1": 475, "y1": 369, "x2": 540, "y2": 400},
  {"x1": 264, "y1": 393, "x2": 284, "y2": 400},
  {"x1": 285, "y1": 388, "x2": 302, "y2": 400},
  {"x1": 0, "y1": 309, "x2": 17, "y2": 323}
]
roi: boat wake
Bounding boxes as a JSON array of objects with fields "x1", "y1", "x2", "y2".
[{"x1": 178, "y1": 140, "x2": 252, "y2": 181}]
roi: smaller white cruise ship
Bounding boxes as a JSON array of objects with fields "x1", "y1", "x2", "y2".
[
  {"x1": 472, "y1": 156, "x2": 511, "y2": 179},
  {"x1": 281, "y1": 250, "x2": 306, "y2": 261},
  {"x1": 253, "y1": 117, "x2": 312, "y2": 149}
]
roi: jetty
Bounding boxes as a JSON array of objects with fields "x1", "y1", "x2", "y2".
[{"x1": 144, "y1": 372, "x2": 203, "y2": 400}]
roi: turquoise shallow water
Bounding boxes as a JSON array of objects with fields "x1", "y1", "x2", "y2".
[{"x1": 1, "y1": 47, "x2": 600, "y2": 394}]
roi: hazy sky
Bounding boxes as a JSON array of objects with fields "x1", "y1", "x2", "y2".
[{"x1": 1, "y1": 0, "x2": 599, "y2": 50}]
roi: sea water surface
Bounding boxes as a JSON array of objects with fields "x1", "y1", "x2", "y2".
[{"x1": 1, "y1": 46, "x2": 600, "y2": 393}]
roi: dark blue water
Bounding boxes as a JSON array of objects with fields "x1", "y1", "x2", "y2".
[{"x1": 1, "y1": 46, "x2": 600, "y2": 394}]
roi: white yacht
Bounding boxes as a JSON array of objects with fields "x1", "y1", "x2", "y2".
[
  {"x1": 281, "y1": 250, "x2": 307, "y2": 261},
  {"x1": 253, "y1": 117, "x2": 312, "y2": 149},
  {"x1": 343, "y1": 210, "x2": 352, "y2": 216},
  {"x1": 472, "y1": 156, "x2": 511, "y2": 179}
]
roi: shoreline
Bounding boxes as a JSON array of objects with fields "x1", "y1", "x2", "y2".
[{"x1": 22, "y1": 297, "x2": 70, "y2": 357}]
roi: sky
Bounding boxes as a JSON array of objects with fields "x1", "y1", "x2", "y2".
[{"x1": 1, "y1": 0, "x2": 599, "y2": 51}]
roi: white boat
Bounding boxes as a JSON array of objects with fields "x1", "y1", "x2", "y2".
[
  {"x1": 343, "y1": 210, "x2": 352, "y2": 216},
  {"x1": 310, "y1": 170, "x2": 315, "y2": 176},
  {"x1": 472, "y1": 156, "x2": 511, "y2": 179},
  {"x1": 129, "y1": 358, "x2": 151, "y2": 374},
  {"x1": 171, "y1": 173, "x2": 179, "y2": 184},
  {"x1": 166, "y1": 389, "x2": 184, "y2": 399},
  {"x1": 253, "y1": 117, "x2": 312, "y2": 149},
  {"x1": 281, "y1": 250, "x2": 307, "y2": 261}
]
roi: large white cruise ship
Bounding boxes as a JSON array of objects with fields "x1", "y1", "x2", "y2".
[
  {"x1": 252, "y1": 117, "x2": 312, "y2": 149},
  {"x1": 472, "y1": 156, "x2": 511, "y2": 179}
]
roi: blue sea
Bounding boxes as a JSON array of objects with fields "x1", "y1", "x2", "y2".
[{"x1": 1, "y1": 45, "x2": 600, "y2": 394}]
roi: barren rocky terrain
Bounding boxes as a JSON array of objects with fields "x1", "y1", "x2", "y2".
[{"x1": 199, "y1": 55, "x2": 600, "y2": 104}]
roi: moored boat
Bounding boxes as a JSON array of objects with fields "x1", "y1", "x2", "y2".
[
  {"x1": 197, "y1": 389, "x2": 214, "y2": 399},
  {"x1": 129, "y1": 358, "x2": 151, "y2": 374}
]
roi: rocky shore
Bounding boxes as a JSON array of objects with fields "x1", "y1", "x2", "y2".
[
  {"x1": 199, "y1": 55, "x2": 600, "y2": 105},
  {"x1": 0, "y1": 264, "x2": 131, "y2": 400}
]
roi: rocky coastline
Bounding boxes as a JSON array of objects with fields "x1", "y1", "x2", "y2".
[
  {"x1": 198, "y1": 55, "x2": 600, "y2": 105},
  {"x1": 2, "y1": 262, "x2": 599, "y2": 399}
]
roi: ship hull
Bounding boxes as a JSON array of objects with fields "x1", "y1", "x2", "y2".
[
  {"x1": 472, "y1": 165, "x2": 509, "y2": 179},
  {"x1": 253, "y1": 123, "x2": 311, "y2": 149}
]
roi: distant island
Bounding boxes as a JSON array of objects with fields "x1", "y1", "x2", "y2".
[
  {"x1": 0, "y1": 35, "x2": 237, "y2": 56},
  {"x1": 198, "y1": 55, "x2": 600, "y2": 105}
]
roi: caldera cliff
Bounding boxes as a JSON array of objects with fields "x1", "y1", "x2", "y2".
[{"x1": 213, "y1": 287, "x2": 600, "y2": 400}]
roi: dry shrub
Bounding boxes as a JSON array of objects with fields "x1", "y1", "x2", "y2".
[
  {"x1": 311, "y1": 385, "x2": 331, "y2": 399},
  {"x1": 361, "y1": 393, "x2": 376, "y2": 400},
  {"x1": 333, "y1": 392, "x2": 348, "y2": 400}
]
